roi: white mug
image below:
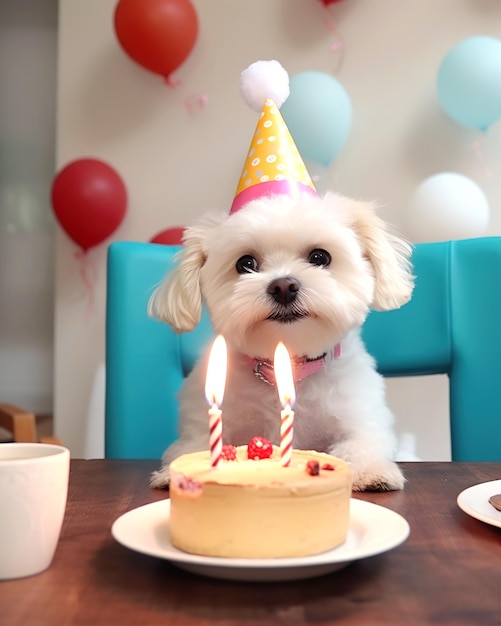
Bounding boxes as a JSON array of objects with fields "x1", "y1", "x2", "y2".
[{"x1": 0, "y1": 443, "x2": 70, "y2": 580}]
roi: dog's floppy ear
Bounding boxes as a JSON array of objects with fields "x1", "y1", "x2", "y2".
[
  {"x1": 148, "y1": 224, "x2": 208, "y2": 332},
  {"x1": 349, "y1": 200, "x2": 414, "y2": 311}
]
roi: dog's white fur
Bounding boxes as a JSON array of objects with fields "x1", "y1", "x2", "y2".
[{"x1": 148, "y1": 192, "x2": 414, "y2": 491}]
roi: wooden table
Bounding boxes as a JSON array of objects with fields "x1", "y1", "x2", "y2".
[{"x1": 1, "y1": 461, "x2": 500, "y2": 625}]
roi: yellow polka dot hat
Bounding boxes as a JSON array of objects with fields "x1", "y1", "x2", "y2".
[{"x1": 230, "y1": 60, "x2": 318, "y2": 214}]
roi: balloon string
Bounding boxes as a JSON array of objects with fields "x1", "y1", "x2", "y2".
[
  {"x1": 164, "y1": 75, "x2": 182, "y2": 88},
  {"x1": 471, "y1": 135, "x2": 494, "y2": 180},
  {"x1": 322, "y1": 6, "x2": 345, "y2": 74},
  {"x1": 163, "y1": 72, "x2": 208, "y2": 116},
  {"x1": 74, "y1": 249, "x2": 97, "y2": 321},
  {"x1": 185, "y1": 93, "x2": 208, "y2": 115}
]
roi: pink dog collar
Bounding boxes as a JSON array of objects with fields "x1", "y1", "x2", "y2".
[{"x1": 245, "y1": 344, "x2": 341, "y2": 386}]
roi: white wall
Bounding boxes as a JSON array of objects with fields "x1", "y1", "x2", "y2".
[
  {"x1": 0, "y1": 0, "x2": 57, "y2": 414},
  {"x1": 55, "y1": 0, "x2": 501, "y2": 459}
]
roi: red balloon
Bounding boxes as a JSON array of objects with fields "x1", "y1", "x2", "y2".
[
  {"x1": 51, "y1": 158, "x2": 127, "y2": 251},
  {"x1": 114, "y1": 0, "x2": 198, "y2": 80},
  {"x1": 321, "y1": 0, "x2": 344, "y2": 5},
  {"x1": 150, "y1": 226, "x2": 185, "y2": 245}
]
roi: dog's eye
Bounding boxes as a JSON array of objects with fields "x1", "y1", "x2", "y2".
[
  {"x1": 236, "y1": 255, "x2": 259, "y2": 273},
  {"x1": 308, "y1": 248, "x2": 331, "y2": 267}
]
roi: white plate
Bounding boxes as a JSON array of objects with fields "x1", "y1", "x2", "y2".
[
  {"x1": 457, "y1": 479, "x2": 501, "y2": 529},
  {"x1": 111, "y1": 499, "x2": 410, "y2": 582}
]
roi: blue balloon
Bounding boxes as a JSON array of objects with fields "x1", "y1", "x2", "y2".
[
  {"x1": 281, "y1": 71, "x2": 352, "y2": 167},
  {"x1": 437, "y1": 36, "x2": 501, "y2": 131}
]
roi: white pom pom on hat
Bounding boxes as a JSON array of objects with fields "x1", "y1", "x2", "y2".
[
  {"x1": 240, "y1": 60, "x2": 290, "y2": 112},
  {"x1": 230, "y1": 60, "x2": 317, "y2": 215}
]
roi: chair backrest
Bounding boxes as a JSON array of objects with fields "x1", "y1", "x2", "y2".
[
  {"x1": 105, "y1": 243, "x2": 213, "y2": 460},
  {"x1": 105, "y1": 238, "x2": 501, "y2": 461}
]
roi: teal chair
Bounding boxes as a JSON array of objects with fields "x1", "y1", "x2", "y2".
[{"x1": 105, "y1": 238, "x2": 501, "y2": 461}]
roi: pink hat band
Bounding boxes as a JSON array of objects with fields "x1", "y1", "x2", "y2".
[{"x1": 230, "y1": 180, "x2": 317, "y2": 215}]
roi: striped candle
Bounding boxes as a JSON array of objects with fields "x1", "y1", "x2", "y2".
[
  {"x1": 208, "y1": 405, "x2": 223, "y2": 468},
  {"x1": 204, "y1": 335, "x2": 227, "y2": 468},
  {"x1": 274, "y1": 342, "x2": 296, "y2": 467},
  {"x1": 280, "y1": 406, "x2": 294, "y2": 467}
]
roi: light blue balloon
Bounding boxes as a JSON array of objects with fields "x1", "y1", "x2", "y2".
[
  {"x1": 281, "y1": 71, "x2": 352, "y2": 167},
  {"x1": 437, "y1": 36, "x2": 501, "y2": 131}
]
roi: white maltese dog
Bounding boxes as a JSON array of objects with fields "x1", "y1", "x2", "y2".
[{"x1": 148, "y1": 191, "x2": 414, "y2": 491}]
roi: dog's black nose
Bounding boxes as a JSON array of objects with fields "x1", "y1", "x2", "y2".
[{"x1": 267, "y1": 277, "x2": 300, "y2": 304}]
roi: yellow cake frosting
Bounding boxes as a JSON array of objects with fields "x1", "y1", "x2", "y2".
[{"x1": 169, "y1": 446, "x2": 352, "y2": 558}]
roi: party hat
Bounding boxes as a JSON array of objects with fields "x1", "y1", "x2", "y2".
[{"x1": 229, "y1": 60, "x2": 318, "y2": 215}]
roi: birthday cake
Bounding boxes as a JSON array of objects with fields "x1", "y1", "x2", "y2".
[{"x1": 169, "y1": 441, "x2": 352, "y2": 559}]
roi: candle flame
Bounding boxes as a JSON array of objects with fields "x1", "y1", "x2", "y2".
[
  {"x1": 274, "y1": 342, "x2": 296, "y2": 408},
  {"x1": 205, "y1": 335, "x2": 227, "y2": 407}
]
